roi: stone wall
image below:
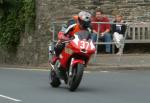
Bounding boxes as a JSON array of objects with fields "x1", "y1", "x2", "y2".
[
  {"x1": 0, "y1": 0, "x2": 150, "y2": 65},
  {"x1": 34, "y1": 0, "x2": 150, "y2": 65}
]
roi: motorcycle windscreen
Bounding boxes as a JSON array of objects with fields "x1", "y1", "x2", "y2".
[{"x1": 75, "y1": 30, "x2": 91, "y2": 41}]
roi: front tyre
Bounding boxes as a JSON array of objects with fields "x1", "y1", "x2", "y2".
[{"x1": 69, "y1": 63, "x2": 84, "y2": 91}]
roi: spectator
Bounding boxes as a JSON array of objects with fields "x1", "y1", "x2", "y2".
[
  {"x1": 91, "y1": 9, "x2": 112, "y2": 53},
  {"x1": 112, "y1": 14, "x2": 126, "y2": 55}
]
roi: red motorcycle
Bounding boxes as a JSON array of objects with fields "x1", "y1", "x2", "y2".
[{"x1": 49, "y1": 30, "x2": 96, "y2": 91}]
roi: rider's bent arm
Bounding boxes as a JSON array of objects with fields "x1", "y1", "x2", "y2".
[
  {"x1": 58, "y1": 24, "x2": 76, "y2": 41},
  {"x1": 64, "y1": 24, "x2": 77, "y2": 35}
]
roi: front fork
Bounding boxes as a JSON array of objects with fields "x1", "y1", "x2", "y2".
[
  {"x1": 69, "y1": 58, "x2": 85, "y2": 76},
  {"x1": 69, "y1": 58, "x2": 74, "y2": 76}
]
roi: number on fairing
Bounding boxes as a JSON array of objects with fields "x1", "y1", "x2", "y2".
[{"x1": 80, "y1": 41, "x2": 89, "y2": 50}]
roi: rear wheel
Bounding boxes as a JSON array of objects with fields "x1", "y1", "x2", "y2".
[
  {"x1": 49, "y1": 70, "x2": 61, "y2": 87},
  {"x1": 68, "y1": 63, "x2": 84, "y2": 91}
]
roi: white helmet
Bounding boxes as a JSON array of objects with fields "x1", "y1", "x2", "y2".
[
  {"x1": 78, "y1": 11, "x2": 91, "y2": 22},
  {"x1": 78, "y1": 11, "x2": 91, "y2": 28}
]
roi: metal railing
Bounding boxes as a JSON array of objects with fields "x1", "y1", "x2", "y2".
[{"x1": 49, "y1": 21, "x2": 150, "y2": 63}]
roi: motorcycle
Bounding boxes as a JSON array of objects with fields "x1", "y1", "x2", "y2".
[{"x1": 48, "y1": 30, "x2": 96, "y2": 91}]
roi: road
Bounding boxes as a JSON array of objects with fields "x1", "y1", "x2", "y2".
[{"x1": 0, "y1": 67, "x2": 150, "y2": 103}]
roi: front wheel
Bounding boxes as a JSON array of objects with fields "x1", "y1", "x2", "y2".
[{"x1": 68, "y1": 63, "x2": 84, "y2": 91}]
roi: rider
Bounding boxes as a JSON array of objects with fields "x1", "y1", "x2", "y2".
[
  {"x1": 67, "y1": 15, "x2": 79, "y2": 26},
  {"x1": 52, "y1": 11, "x2": 92, "y2": 63}
]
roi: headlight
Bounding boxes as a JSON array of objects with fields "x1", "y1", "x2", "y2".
[{"x1": 80, "y1": 49, "x2": 87, "y2": 53}]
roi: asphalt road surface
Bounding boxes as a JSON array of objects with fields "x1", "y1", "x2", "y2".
[{"x1": 0, "y1": 67, "x2": 150, "y2": 103}]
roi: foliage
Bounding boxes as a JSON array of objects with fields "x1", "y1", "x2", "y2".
[{"x1": 0, "y1": 0, "x2": 35, "y2": 51}]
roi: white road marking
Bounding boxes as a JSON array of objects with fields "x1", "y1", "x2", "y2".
[
  {"x1": 100, "y1": 71, "x2": 109, "y2": 73},
  {"x1": 0, "y1": 94, "x2": 22, "y2": 102},
  {"x1": 84, "y1": 71, "x2": 91, "y2": 73}
]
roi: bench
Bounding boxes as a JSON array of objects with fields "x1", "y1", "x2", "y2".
[
  {"x1": 126, "y1": 22, "x2": 150, "y2": 43},
  {"x1": 94, "y1": 22, "x2": 150, "y2": 53}
]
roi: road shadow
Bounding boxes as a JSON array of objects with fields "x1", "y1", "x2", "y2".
[
  {"x1": 47, "y1": 84, "x2": 111, "y2": 94},
  {"x1": 42, "y1": 84, "x2": 100, "y2": 93}
]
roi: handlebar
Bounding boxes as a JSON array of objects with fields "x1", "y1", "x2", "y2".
[
  {"x1": 61, "y1": 39, "x2": 72, "y2": 44},
  {"x1": 61, "y1": 36, "x2": 75, "y2": 44}
]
